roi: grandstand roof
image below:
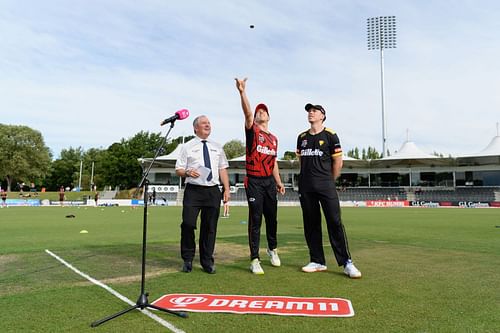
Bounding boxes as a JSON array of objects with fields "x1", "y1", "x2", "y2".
[
  {"x1": 370, "y1": 140, "x2": 453, "y2": 167},
  {"x1": 157, "y1": 143, "x2": 184, "y2": 161},
  {"x1": 230, "y1": 155, "x2": 246, "y2": 161},
  {"x1": 460, "y1": 135, "x2": 500, "y2": 157},
  {"x1": 480, "y1": 135, "x2": 500, "y2": 155},
  {"x1": 341, "y1": 154, "x2": 370, "y2": 168},
  {"x1": 382, "y1": 140, "x2": 438, "y2": 160},
  {"x1": 230, "y1": 154, "x2": 302, "y2": 170},
  {"x1": 455, "y1": 134, "x2": 500, "y2": 165},
  {"x1": 343, "y1": 155, "x2": 357, "y2": 161},
  {"x1": 138, "y1": 143, "x2": 184, "y2": 168},
  {"x1": 139, "y1": 136, "x2": 499, "y2": 170}
]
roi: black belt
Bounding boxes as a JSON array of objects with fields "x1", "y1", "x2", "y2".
[
  {"x1": 186, "y1": 183, "x2": 219, "y2": 189},
  {"x1": 246, "y1": 174, "x2": 273, "y2": 179}
]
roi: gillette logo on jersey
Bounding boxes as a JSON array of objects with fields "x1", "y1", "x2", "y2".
[
  {"x1": 257, "y1": 145, "x2": 276, "y2": 156},
  {"x1": 246, "y1": 124, "x2": 278, "y2": 177},
  {"x1": 300, "y1": 148, "x2": 324, "y2": 157}
]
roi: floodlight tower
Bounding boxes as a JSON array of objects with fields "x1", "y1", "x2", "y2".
[{"x1": 367, "y1": 16, "x2": 397, "y2": 157}]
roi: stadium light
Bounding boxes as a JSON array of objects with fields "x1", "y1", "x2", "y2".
[{"x1": 367, "y1": 16, "x2": 397, "y2": 157}]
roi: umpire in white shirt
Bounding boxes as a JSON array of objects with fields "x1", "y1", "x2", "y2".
[{"x1": 175, "y1": 115, "x2": 231, "y2": 274}]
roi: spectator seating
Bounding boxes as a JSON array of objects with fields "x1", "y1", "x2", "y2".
[
  {"x1": 174, "y1": 186, "x2": 498, "y2": 204},
  {"x1": 413, "y1": 187, "x2": 497, "y2": 202},
  {"x1": 338, "y1": 187, "x2": 407, "y2": 201}
]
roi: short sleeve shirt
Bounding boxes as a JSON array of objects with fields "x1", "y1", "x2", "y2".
[
  {"x1": 175, "y1": 136, "x2": 229, "y2": 186},
  {"x1": 296, "y1": 128, "x2": 342, "y2": 190},
  {"x1": 245, "y1": 124, "x2": 278, "y2": 177}
]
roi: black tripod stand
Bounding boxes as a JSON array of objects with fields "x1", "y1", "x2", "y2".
[{"x1": 91, "y1": 121, "x2": 187, "y2": 328}]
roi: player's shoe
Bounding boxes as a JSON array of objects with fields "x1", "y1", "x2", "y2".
[
  {"x1": 343, "y1": 260, "x2": 362, "y2": 279},
  {"x1": 266, "y1": 248, "x2": 281, "y2": 267},
  {"x1": 301, "y1": 262, "x2": 327, "y2": 273},
  {"x1": 250, "y1": 258, "x2": 265, "y2": 275}
]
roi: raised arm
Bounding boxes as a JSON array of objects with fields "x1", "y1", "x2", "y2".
[{"x1": 235, "y1": 77, "x2": 253, "y2": 129}]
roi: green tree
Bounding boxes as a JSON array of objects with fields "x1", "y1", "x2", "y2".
[
  {"x1": 164, "y1": 135, "x2": 195, "y2": 156},
  {"x1": 433, "y1": 151, "x2": 444, "y2": 158},
  {"x1": 0, "y1": 124, "x2": 51, "y2": 191},
  {"x1": 99, "y1": 131, "x2": 165, "y2": 189},
  {"x1": 43, "y1": 147, "x2": 84, "y2": 191},
  {"x1": 81, "y1": 148, "x2": 106, "y2": 191},
  {"x1": 223, "y1": 139, "x2": 245, "y2": 160},
  {"x1": 127, "y1": 131, "x2": 163, "y2": 157},
  {"x1": 100, "y1": 143, "x2": 137, "y2": 189},
  {"x1": 282, "y1": 151, "x2": 297, "y2": 160},
  {"x1": 348, "y1": 146, "x2": 381, "y2": 160},
  {"x1": 347, "y1": 147, "x2": 360, "y2": 159},
  {"x1": 367, "y1": 146, "x2": 381, "y2": 159}
]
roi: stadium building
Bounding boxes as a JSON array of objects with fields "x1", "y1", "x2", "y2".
[{"x1": 139, "y1": 133, "x2": 500, "y2": 208}]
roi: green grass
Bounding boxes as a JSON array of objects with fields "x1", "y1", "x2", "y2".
[{"x1": 0, "y1": 206, "x2": 499, "y2": 332}]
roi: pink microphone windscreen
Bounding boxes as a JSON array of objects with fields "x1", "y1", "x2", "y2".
[{"x1": 176, "y1": 109, "x2": 189, "y2": 120}]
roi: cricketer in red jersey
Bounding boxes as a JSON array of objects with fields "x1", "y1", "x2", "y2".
[{"x1": 235, "y1": 77, "x2": 285, "y2": 275}]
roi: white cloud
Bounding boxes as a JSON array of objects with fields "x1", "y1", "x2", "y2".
[{"x1": 1, "y1": 0, "x2": 499, "y2": 158}]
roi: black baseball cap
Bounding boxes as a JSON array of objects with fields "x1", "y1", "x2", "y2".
[{"x1": 305, "y1": 103, "x2": 326, "y2": 121}]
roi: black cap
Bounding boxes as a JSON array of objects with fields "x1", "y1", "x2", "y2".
[{"x1": 305, "y1": 103, "x2": 326, "y2": 121}]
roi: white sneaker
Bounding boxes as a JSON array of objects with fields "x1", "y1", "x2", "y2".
[
  {"x1": 266, "y1": 248, "x2": 281, "y2": 267},
  {"x1": 344, "y1": 260, "x2": 362, "y2": 279},
  {"x1": 250, "y1": 258, "x2": 264, "y2": 275},
  {"x1": 301, "y1": 262, "x2": 327, "y2": 273}
]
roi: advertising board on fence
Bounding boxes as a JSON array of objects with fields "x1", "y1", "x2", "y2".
[
  {"x1": 365, "y1": 200, "x2": 500, "y2": 208},
  {"x1": 410, "y1": 201, "x2": 440, "y2": 208},
  {"x1": 4, "y1": 199, "x2": 41, "y2": 206},
  {"x1": 365, "y1": 200, "x2": 409, "y2": 208},
  {"x1": 412, "y1": 201, "x2": 500, "y2": 208}
]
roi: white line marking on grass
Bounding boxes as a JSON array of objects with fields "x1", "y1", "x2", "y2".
[{"x1": 45, "y1": 249, "x2": 186, "y2": 333}]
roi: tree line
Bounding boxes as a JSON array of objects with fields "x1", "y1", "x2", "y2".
[
  {"x1": 0, "y1": 124, "x2": 247, "y2": 192},
  {"x1": 1, "y1": 123, "x2": 383, "y2": 192},
  {"x1": 346, "y1": 147, "x2": 383, "y2": 160}
]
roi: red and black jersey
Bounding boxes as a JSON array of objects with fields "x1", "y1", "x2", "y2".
[{"x1": 245, "y1": 124, "x2": 278, "y2": 177}]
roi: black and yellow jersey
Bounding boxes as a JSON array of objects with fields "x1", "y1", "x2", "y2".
[{"x1": 296, "y1": 128, "x2": 342, "y2": 189}]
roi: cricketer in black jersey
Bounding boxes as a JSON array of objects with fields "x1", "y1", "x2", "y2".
[
  {"x1": 295, "y1": 110, "x2": 361, "y2": 279},
  {"x1": 296, "y1": 128, "x2": 342, "y2": 191}
]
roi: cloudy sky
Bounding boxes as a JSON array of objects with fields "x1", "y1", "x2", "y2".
[{"x1": 1, "y1": 0, "x2": 499, "y2": 158}]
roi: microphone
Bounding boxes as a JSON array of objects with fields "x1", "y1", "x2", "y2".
[{"x1": 160, "y1": 109, "x2": 190, "y2": 126}]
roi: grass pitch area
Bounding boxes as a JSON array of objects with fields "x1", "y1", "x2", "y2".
[{"x1": 1, "y1": 206, "x2": 499, "y2": 332}]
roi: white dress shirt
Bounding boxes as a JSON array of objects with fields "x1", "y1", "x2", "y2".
[{"x1": 175, "y1": 136, "x2": 229, "y2": 186}]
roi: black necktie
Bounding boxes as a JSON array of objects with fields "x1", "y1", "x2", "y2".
[{"x1": 202, "y1": 140, "x2": 213, "y2": 181}]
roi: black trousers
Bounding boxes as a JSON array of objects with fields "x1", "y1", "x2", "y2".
[
  {"x1": 180, "y1": 184, "x2": 222, "y2": 269},
  {"x1": 298, "y1": 183, "x2": 351, "y2": 266},
  {"x1": 245, "y1": 176, "x2": 278, "y2": 260}
]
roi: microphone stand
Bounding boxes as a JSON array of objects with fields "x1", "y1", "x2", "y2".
[{"x1": 91, "y1": 120, "x2": 187, "y2": 328}]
